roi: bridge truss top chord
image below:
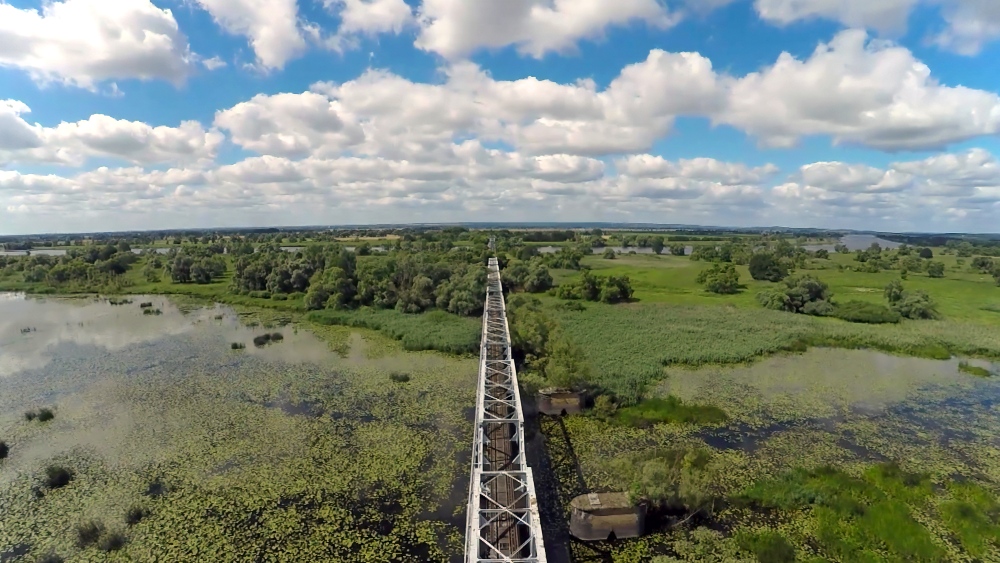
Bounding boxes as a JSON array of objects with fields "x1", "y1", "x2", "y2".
[{"x1": 465, "y1": 255, "x2": 547, "y2": 563}]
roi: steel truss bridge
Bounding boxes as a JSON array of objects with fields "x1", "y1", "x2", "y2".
[{"x1": 465, "y1": 254, "x2": 547, "y2": 562}]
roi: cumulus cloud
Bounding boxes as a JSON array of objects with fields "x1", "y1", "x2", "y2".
[
  {"x1": 414, "y1": 0, "x2": 679, "y2": 59},
  {"x1": 717, "y1": 30, "x2": 1000, "y2": 150},
  {"x1": 754, "y1": 0, "x2": 918, "y2": 32},
  {"x1": 0, "y1": 103, "x2": 223, "y2": 167},
  {"x1": 933, "y1": 0, "x2": 1000, "y2": 56},
  {"x1": 333, "y1": 0, "x2": 414, "y2": 35},
  {"x1": 192, "y1": 0, "x2": 306, "y2": 70},
  {"x1": 0, "y1": 0, "x2": 193, "y2": 89}
]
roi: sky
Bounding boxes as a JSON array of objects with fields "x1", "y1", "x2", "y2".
[{"x1": 1, "y1": 0, "x2": 1000, "y2": 234}]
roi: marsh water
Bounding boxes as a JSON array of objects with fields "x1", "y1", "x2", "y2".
[
  {"x1": 658, "y1": 349, "x2": 1000, "y2": 479},
  {"x1": 0, "y1": 293, "x2": 475, "y2": 562},
  {"x1": 3, "y1": 294, "x2": 1000, "y2": 561}
]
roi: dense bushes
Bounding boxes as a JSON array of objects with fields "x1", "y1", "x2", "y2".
[
  {"x1": 696, "y1": 263, "x2": 741, "y2": 294},
  {"x1": 885, "y1": 280, "x2": 939, "y2": 320},
  {"x1": 307, "y1": 307, "x2": 480, "y2": 354},
  {"x1": 500, "y1": 258, "x2": 553, "y2": 293},
  {"x1": 507, "y1": 296, "x2": 590, "y2": 390},
  {"x1": 757, "y1": 275, "x2": 833, "y2": 316},
  {"x1": 833, "y1": 301, "x2": 901, "y2": 324},
  {"x1": 749, "y1": 252, "x2": 789, "y2": 282},
  {"x1": 555, "y1": 271, "x2": 633, "y2": 303},
  {"x1": 613, "y1": 447, "x2": 718, "y2": 518}
]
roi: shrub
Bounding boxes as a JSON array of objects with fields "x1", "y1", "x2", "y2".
[
  {"x1": 44, "y1": 465, "x2": 73, "y2": 489},
  {"x1": 75, "y1": 520, "x2": 105, "y2": 547},
  {"x1": 738, "y1": 531, "x2": 796, "y2": 563},
  {"x1": 894, "y1": 290, "x2": 939, "y2": 320},
  {"x1": 126, "y1": 505, "x2": 148, "y2": 525},
  {"x1": 230, "y1": 342, "x2": 245, "y2": 350},
  {"x1": 833, "y1": 301, "x2": 901, "y2": 324},
  {"x1": 749, "y1": 252, "x2": 789, "y2": 282},
  {"x1": 139, "y1": 302, "x2": 153, "y2": 308},
  {"x1": 697, "y1": 263, "x2": 741, "y2": 294},
  {"x1": 142, "y1": 308, "x2": 163, "y2": 316},
  {"x1": 24, "y1": 410, "x2": 37, "y2": 422},
  {"x1": 602, "y1": 247, "x2": 616, "y2": 259},
  {"x1": 0, "y1": 440, "x2": 8, "y2": 459},
  {"x1": 98, "y1": 531, "x2": 127, "y2": 552},
  {"x1": 37, "y1": 408, "x2": 55, "y2": 422},
  {"x1": 389, "y1": 372, "x2": 411, "y2": 383},
  {"x1": 927, "y1": 261, "x2": 945, "y2": 278},
  {"x1": 252, "y1": 334, "x2": 272, "y2": 347},
  {"x1": 270, "y1": 293, "x2": 288, "y2": 301},
  {"x1": 592, "y1": 395, "x2": 617, "y2": 419},
  {"x1": 269, "y1": 332, "x2": 284, "y2": 341},
  {"x1": 36, "y1": 553, "x2": 64, "y2": 563},
  {"x1": 958, "y1": 361, "x2": 992, "y2": 377},
  {"x1": 614, "y1": 396, "x2": 728, "y2": 427}
]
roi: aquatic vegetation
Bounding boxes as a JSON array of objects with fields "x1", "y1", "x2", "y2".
[
  {"x1": 37, "y1": 407, "x2": 54, "y2": 422},
  {"x1": 0, "y1": 295, "x2": 475, "y2": 561},
  {"x1": 75, "y1": 520, "x2": 104, "y2": 547},
  {"x1": 938, "y1": 481, "x2": 1000, "y2": 557},
  {"x1": 97, "y1": 530, "x2": 127, "y2": 552},
  {"x1": 958, "y1": 361, "x2": 992, "y2": 377},
  {"x1": 739, "y1": 464, "x2": 944, "y2": 562},
  {"x1": 143, "y1": 308, "x2": 163, "y2": 315},
  {"x1": 43, "y1": 465, "x2": 73, "y2": 489},
  {"x1": 552, "y1": 302, "x2": 1000, "y2": 401},
  {"x1": 230, "y1": 342, "x2": 246, "y2": 350},
  {"x1": 0, "y1": 440, "x2": 7, "y2": 459},
  {"x1": 252, "y1": 333, "x2": 272, "y2": 347},
  {"x1": 125, "y1": 505, "x2": 148, "y2": 526},
  {"x1": 35, "y1": 553, "x2": 64, "y2": 563},
  {"x1": 269, "y1": 331, "x2": 284, "y2": 341},
  {"x1": 308, "y1": 307, "x2": 480, "y2": 354},
  {"x1": 108, "y1": 298, "x2": 133, "y2": 306},
  {"x1": 389, "y1": 372, "x2": 411, "y2": 383},
  {"x1": 24, "y1": 410, "x2": 37, "y2": 421},
  {"x1": 139, "y1": 302, "x2": 153, "y2": 308},
  {"x1": 736, "y1": 530, "x2": 796, "y2": 563},
  {"x1": 614, "y1": 396, "x2": 727, "y2": 426}
]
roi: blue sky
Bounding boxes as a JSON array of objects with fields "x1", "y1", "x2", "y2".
[{"x1": 1, "y1": 0, "x2": 999, "y2": 234}]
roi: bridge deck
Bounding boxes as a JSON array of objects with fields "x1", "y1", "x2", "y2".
[{"x1": 465, "y1": 256, "x2": 546, "y2": 563}]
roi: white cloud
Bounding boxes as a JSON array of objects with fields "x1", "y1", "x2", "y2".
[
  {"x1": 0, "y1": 0, "x2": 193, "y2": 89},
  {"x1": 192, "y1": 0, "x2": 306, "y2": 70},
  {"x1": 201, "y1": 56, "x2": 228, "y2": 70},
  {"x1": 717, "y1": 30, "x2": 1000, "y2": 150},
  {"x1": 0, "y1": 103, "x2": 223, "y2": 167},
  {"x1": 796, "y1": 162, "x2": 913, "y2": 193},
  {"x1": 933, "y1": 0, "x2": 1000, "y2": 56},
  {"x1": 754, "y1": 0, "x2": 918, "y2": 32},
  {"x1": 334, "y1": 0, "x2": 414, "y2": 35},
  {"x1": 414, "y1": 0, "x2": 679, "y2": 60},
  {"x1": 0, "y1": 101, "x2": 43, "y2": 151},
  {"x1": 617, "y1": 155, "x2": 778, "y2": 185},
  {"x1": 214, "y1": 92, "x2": 365, "y2": 157}
]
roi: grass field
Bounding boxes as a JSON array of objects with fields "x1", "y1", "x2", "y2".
[{"x1": 562, "y1": 252, "x2": 1000, "y2": 323}]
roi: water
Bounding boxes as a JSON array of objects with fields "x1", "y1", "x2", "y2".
[
  {"x1": 658, "y1": 349, "x2": 1000, "y2": 469},
  {"x1": 0, "y1": 293, "x2": 474, "y2": 560}
]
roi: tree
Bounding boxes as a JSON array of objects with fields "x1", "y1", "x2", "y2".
[
  {"x1": 927, "y1": 261, "x2": 945, "y2": 278},
  {"x1": 918, "y1": 247, "x2": 933, "y2": 259},
  {"x1": 602, "y1": 247, "x2": 616, "y2": 260},
  {"x1": 834, "y1": 244, "x2": 850, "y2": 254},
  {"x1": 651, "y1": 236, "x2": 665, "y2": 255},
  {"x1": 972, "y1": 256, "x2": 995, "y2": 273},
  {"x1": 670, "y1": 244, "x2": 686, "y2": 257},
  {"x1": 758, "y1": 275, "x2": 833, "y2": 316},
  {"x1": 884, "y1": 280, "x2": 904, "y2": 304},
  {"x1": 748, "y1": 252, "x2": 789, "y2": 282},
  {"x1": 614, "y1": 448, "x2": 718, "y2": 519},
  {"x1": 814, "y1": 249, "x2": 829, "y2": 259},
  {"x1": 994, "y1": 266, "x2": 1000, "y2": 287},
  {"x1": 894, "y1": 290, "x2": 938, "y2": 320},
  {"x1": 697, "y1": 263, "x2": 741, "y2": 294}
]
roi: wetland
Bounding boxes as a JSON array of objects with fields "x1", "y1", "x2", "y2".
[{"x1": 0, "y1": 293, "x2": 475, "y2": 562}]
